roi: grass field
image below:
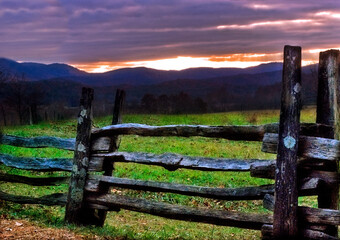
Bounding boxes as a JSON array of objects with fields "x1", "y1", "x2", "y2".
[{"x1": 0, "y1": 108, "x2": 318, "y2": 239}]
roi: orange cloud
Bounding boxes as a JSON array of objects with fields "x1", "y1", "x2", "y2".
[
  {"x1": 72, "y1": 61, "x2": 135, "y2": 73},
  {"x1": 209, "y1": 53, "x2": 282, "y2": 63}
]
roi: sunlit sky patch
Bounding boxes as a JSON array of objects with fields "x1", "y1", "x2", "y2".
[{"x1": 1, "y1": 0, "x2": 340, "y2": 72}]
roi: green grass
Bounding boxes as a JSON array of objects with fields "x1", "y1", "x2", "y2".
[{"x1": 0, "y1": 108, "x2": 318, "y2": 239}]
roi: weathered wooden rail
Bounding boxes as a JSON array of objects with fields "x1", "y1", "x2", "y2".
[{"x1": 0, "y1": 46, "x2": 339, "y2": 239}]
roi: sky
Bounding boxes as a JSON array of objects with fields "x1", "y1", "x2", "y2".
[{"x1": 1, "y1": 0, "x2": 340, "y2": 72}]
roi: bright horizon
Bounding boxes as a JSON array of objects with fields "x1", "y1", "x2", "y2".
[
  {"x1": 72, "y1": 48, "x2": 327, "y2": 73},
  {"x1": 13, "y1": 46, "x2": 337, "y2": 73}
]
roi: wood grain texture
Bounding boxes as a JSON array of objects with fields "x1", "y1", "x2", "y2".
[
  {"x1": 65, "y1": 87, "x2": 94, "y2": 224},
  {"x1": 0, "y1": 134, "x2": 75, "y2": 150},
  {"x1": 252, "y1": 163, "x2": 339, "y2": 186},
  {"x1": 262, "y1": 133, "x2": 340, "y2": 161},
  {"x1": 273, "y1": 45, "x2": 301, "y2": 238},
  {"x1": 250, "y1": 162, "x2": 275, "y2": 179},
  {"x1": 90, "y1": 151, "x2": 274, "y2": 172},
  {"x1": 85, "y1": 193, "x2": 273, "y2": 230},
  {"x1": 302, "y1": 229, "x2": 339, "y2": 240},
  {"x1": 299, "y1": 207, "x2": 340, "y2": 226},
  {"x1": 317, "y1": 50, "x2": 340, "y2": 136},
  {"x1": 0, "y1": 122, "x2": 331, "y2": 150},
  {"x1": 0, "y1": 134, "x2": 116, "y2": 152},
  {"x1": 261, "y1": 224, "x2": 339, "y2": 240},
  {"x1": 263, "y1": 198, "x2": 340, "y2": 226},
  {"x1": 90, "y1": 137, "x2": 111, "y2": 152},
  {"x1": 91, "y1": 123, "x2": 278, "y2": 141},
  {"x1": 86, "y1": 175, "x2": 274, "y2": 200},
  {"x1": 316, "y1": 49, "x2": 340, "y2": 237},
  {"x1": 91, "y1": 122, "x2": 332, "y2": 141},
  {"x1": 0, "y1": 153, "x2": 72, "y2": 171}
]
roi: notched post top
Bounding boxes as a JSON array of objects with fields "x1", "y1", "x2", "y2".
[
  {"x1": 316, "y1": 49, "x2": 340, "y2": 237},
  {"x1": 317, "y1": 49, "x2": 340, "y2": 134}
]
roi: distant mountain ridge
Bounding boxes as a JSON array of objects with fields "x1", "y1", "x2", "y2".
[
  {"x1": 0, "y1": 58, "x2": 87, "y2": 80},
  {"x1": 0, "y1": 58, "x2": 284, "y2": 86}
]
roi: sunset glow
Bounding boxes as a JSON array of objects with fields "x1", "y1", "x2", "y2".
[
  {"x1": 127, "y1": 56, "x2": 267, "y2": 71},
  {"x1": 73, "y1": 56, "x2": 272, "y2": 73},
  {"x1": 72, "y1": 49, "x2": 322, "y2": 73}
]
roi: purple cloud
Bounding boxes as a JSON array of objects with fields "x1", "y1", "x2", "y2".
[{"x1": 0, "y1": 0, "x2": 339, "y2": 65}]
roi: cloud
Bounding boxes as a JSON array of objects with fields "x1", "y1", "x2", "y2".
[{"x1": 0, "y1": 0, "x2": 339, "y2": 66}]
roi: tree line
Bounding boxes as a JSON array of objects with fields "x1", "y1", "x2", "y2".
[
  {"x1": 140, "y1": 92, "x2": 207, "y2": 114},
  {"x1": 0, "y1": 68, "x2": 317, "y2": 126},
  {"x1": 0, "y1": 71, "x2": 46, "y2": 126}
]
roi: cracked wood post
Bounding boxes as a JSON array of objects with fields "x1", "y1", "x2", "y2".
[
  {"x1": 96, "y1": 89, "x2": 125, "y2": 226},
  {"x1": 65, "y1": 87, "x2": 94, "y2": 224},
  {"x1": 273, "y1": 46, "x2": 301, "y2": 239},
  {"x1": 316, "y1": 49, "x2": 340, "y2": 237}
]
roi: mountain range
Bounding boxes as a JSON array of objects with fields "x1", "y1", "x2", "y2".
[
  {"x1": 0, "y1": 57, "x2": 318, "y2": 115},
  {"x1": 0, "y1": 57, "x2": 284, "y2": 87}
]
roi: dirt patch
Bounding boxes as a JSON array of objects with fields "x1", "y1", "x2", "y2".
[{"x1": 0, "y1": 217, "x2": 98, "y2": 240}]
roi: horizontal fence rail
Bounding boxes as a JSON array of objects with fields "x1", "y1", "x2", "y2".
[
  {"x1": 0, "y1": 191, "x2": 67, "y2": 206},
  {"x1": 86, "y1": 175, "x2": 275, "y2": 200},
  {"x1": 0, "y1": 134, "x2": 112, "y2": 152},
  {"x1": 91, "y1": 123, "x2": 332, "y2": 141},
  {"x1": 86, "y1": 175, "x2": 321, "y2": 199},
  {"x1": 250, "y1": 161, "x2": 340, "y2": 184},
  {"x1": 0, "y1": 154, "x2": 73, "y2": 171},
  {"x1": 91, "y1": 151, "x2": 275, "y2": 171},
  {"x1": 262, "y1": 133, "x2": 340, "y2": 161},
  {"x1": 0, "y1": 154, "x2": 101, "y2": 172},
  {"x1": 0, "y1": 123, "x2": 332, "y2": 150},
  {"x1": 261, "y1": 224, "x2": 339, "y2": 240},
  {"x1": 0, "y1": 134, "x2": 75, "y2": 151},
  {"x1": 0, "y1": 173, "x2": 69, "y2": 186},
  {"x1": 262, "y1": 195, "x2": 340, "y2": 226},
  {"x1": 85, "y1": 193, "x2": 273, "y2": 230}
]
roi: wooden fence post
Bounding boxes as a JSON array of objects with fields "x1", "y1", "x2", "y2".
[
  {"x1": 273, "y1": 46, "x2": 301, "y2": 239},
  {"x1": 316, "y1": 49, "x2": 339, "y2": 237},
  {"x1": 65, "y1": 87, "x2": 94, "y2": 224},
  {"x1": 96, "y1": 89, "x2": 125, "y2": 226}
]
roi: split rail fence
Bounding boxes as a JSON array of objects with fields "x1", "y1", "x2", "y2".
[{"x1": 0, "y1": 46, "x2": 340, "y2": 239}]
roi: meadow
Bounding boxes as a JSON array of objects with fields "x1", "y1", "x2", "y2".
[{"x1": 0, "y1": 108, "x2": 317, "y2": 239}]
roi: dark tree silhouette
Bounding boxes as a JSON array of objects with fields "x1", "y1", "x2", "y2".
[
  {"x1": 0, "y1": 71, "x2": 8, "y2": 125},
  {"x1": 5, "y1": 74, "x2": 27, "y2": 124},
  {"x1": 141, "y1": 94, "x2": 157, "y2": 113},
  {"x1": 140, "y1": 92, "x2": 208, "y2": 114}
]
